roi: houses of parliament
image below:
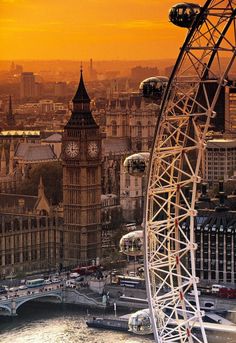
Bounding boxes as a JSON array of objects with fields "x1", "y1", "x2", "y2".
[{"x1": 0, "y1": 71, "x2": 158, "y2": 277}]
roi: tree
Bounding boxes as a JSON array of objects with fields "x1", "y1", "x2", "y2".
[{"x1": 17, "y1": 162, "x2": 63, "y2": 205}]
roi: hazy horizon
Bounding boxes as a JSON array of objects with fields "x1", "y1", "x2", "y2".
[{"x1": 0, "y1": 0, "x2": 203, "y2": 60}]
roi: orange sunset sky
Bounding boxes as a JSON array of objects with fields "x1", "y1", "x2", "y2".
[{"x1": 0, "y1": 0, "x2": 205, "y2": 60}]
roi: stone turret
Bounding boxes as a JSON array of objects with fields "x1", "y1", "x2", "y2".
[
  {"x1": 7, "y1": 95, "x2": 15, "y2": 127},
  {"x1": 9, "y1": 141, "x2": 14, "y2": 175},
  {"x1": 34, "y1": 176, "x2": 50, "y2": 215},
  {"x1": 38, "y1": 175, "x2": 45, "y2": 198},
  {"x1": 116, "y1": 98, "x2": 121, "y2": 110},
  {"x1": 1, "y1": 147, "x2": 7, "y2": 177}
]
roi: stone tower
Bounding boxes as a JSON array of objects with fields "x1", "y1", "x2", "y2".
[
  {"x1": 9, "y1": 140, "x2": 14, "y2": 175},
  {"x1": 7, "y1": 95, "x2": 15, "y2": 127},
  {"x1": 62, "y1": 69, "x2": 102, "y2": 266},
  {"x1": 1, "y1": 147, "x2": 6, "y2": 177}
]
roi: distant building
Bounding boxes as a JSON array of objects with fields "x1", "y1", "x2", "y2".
[
  {"x1": 39, "y1": 100, "x2": 54, "y2": 114},
  {"x1": 10, "y1": 62, "x2": 23, "y2": 75},
  {"x1": 182, "y1": 185, "x2": 236, "y2": 285},
  {"x1": 54, "y1": 82, "x2": 67, "y2": 97},
  {"x1": 101, "y1": 194, "x2": 122, "y2": 249},
  {"x1": 0, "y1": 130, "x2": 41, "y2": 144},
  {"x1": 89, "y1": 58, "x2": 97, "y2": 81},
  {"x1": 6, "y1": 95, "x2": 15, "y2": 128},
  {"x1": 205, "y1": 138, "x2": 236, "y2": 183},
  {"x1": 14, "y1": 142, "x2": 58, "y2": 177},
  {"x1": 20, "y1": 72, "x2": 35, "y2": 99},
  {"x1": 0, "y1": 178, "x2": 63, "y2": 278},
  {"x1": 164, "y1": 65, "x2": 174, "y2": 77},
  {"x1": 41, "y1": 133, "x2": 62, "y2": 158},
  {"x1": 0, "y1": 142, "x2": 20, "y2": 193},
  {"x1": 97, "y1": 93, "x2": 159, "y2": 222},
  {"x1": 0, "y1": 140, "x2": 59, "y2": 193},
  {"x1": 35, "y1": 82, "x2": 43, "y2": 98},
  {"x1": 225, "y1": 84, "x2": 236, "y2": 133},
  {"x1": 130, "y1": 66, "x2": 159, "y2": 82}
]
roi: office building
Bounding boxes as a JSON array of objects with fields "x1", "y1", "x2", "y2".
[{"x1": 20, "y1": 72, "x2": 35, "y2": 99}]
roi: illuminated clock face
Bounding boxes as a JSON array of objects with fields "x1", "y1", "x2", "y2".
[
  {"x1": 65, "y1": 142, "x2": 79, "y2": 158},
  {"x1": 88, "y1": 141, "x2": 99, "y2": 158}
]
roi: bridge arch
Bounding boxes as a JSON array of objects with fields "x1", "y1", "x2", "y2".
[
  {"x1": 0, "y1": 304, "x2": 11, "y2": 315},
  {"x1": 15, "y1": 293, "x2": 63, "y2": 312}
]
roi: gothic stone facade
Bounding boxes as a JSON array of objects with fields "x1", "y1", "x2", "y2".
[{"x1": 62, "y1": 71, "x2": 102, "y2": 266}]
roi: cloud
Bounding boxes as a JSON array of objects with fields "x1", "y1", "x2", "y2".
[
  {"x1": 0, "y1": 18, "x2": 15, "y2": 23},
  {"x1": 0, "y1": 0, "x2": 17, "y2": 3},
  {"x1": 102, "y1": 19, "x2": 170, "y2": 30}
]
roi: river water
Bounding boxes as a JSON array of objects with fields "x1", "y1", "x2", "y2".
[{"x1": 0, "y1": 302, "x2": 236, "y2": 343}]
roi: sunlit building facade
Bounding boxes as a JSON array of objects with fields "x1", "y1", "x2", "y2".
[
  {"x1": 205, "y1": 139, "x2": 236, "y2": 183},
  {"x1": 183, "y1": 208, "x2": 236, "y2": 285},
  {"x1": 0, "y1": 179, "x2": 63, "y2": 278},
  {"x1": 20, "y1": 72, "x2": 36, "y2": 99}
]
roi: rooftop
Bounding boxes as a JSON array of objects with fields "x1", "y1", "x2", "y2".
[
  {"x1": 15, "y1": 143, "x2": 57, "y2": 162},
  {"x1": 42, "y1": 133, "x2": 62, "y2": 142}
]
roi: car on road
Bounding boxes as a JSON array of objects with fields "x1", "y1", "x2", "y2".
[
  {"x1": 75, "y1": 276, "x2": 84, "y2": 283},
  {"x1": 110, "y1": 269, "x2": 120, "y2": 276},
  {"x1": 0, "y1": 295, "x2": 7, "y2": 300},
  {"x1": 69, "y1": 272, "x2": 80, "y2": 279},
  {"x1": 1, "y1": 285, "x2": 9, "y2": 291},
  {"x1": 66, "y1": 280, "x2": 76, "y2": 288},
  {"x1": 0, "y1": 287, "x2": 7, "y2": 294},
  {"x1": 129, "y1": 272, "x2": 136, "y2": 277},
  {"x1": 18, "y1": 285, "x2": 28, "y2": 290}
]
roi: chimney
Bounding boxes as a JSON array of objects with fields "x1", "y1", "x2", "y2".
[
  {"x1": 199, "y1": 182, "x2": 210, "y2": 201},
  {"x1": 219, "y1": 180, "x2": 224, "y2": 193},
  {"x1": 216, "y1": 181, "x2": 229, "y2": 212}
]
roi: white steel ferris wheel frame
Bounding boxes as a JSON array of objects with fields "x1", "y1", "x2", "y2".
[{"x1": 144, "y1": 1, "x2": 236, "y2": 342}]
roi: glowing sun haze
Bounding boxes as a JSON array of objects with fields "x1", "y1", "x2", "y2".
[{"x1": 0, "y1": 0, "x2": 204, "y2": 60}]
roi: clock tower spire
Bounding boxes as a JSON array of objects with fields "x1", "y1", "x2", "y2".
[{"x1": 62, "y1": 69, "x2": 102, "y2": 266}]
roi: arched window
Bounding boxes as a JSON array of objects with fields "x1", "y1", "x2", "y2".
[
  {"x1": 148, "y1": 121, "x2": 152, "y2": 137},
  {"x1": 137, "y1": 121, "x2": 142, "y2": 137},
  {"x1": 111, "y1": 120, "x2": 117, "y2": 136},
  {"x1": 136, "y1": 141, "x2": 142, "y2": 151},
  {"x1": 13, "y1": 218, "x2": 20, "y2": 231},
  {"x1": 122, "y1": 120, "x2": 126, "y2": 137}
]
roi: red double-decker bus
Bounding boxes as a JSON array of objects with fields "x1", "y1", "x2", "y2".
[
  {"x1": 72, "y1": 265, "x2": 98, "y2": 275},
  {"x1": 218, "y1": 287, "x2": 236, "y2": 299}
]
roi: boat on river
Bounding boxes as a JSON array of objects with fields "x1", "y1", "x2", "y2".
[{"x1": 86, "y1": 316, "x2": 129, "y2": 332}]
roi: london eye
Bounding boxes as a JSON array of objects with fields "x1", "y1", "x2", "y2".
[{"x1": 122, "y1": 1, "x2": 236, "y2": 342}]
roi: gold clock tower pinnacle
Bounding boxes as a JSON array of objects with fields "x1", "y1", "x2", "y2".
[{"x1": 62, "y1": 69, "x2": 102, "y2": 266}]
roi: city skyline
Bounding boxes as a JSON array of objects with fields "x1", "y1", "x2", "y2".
[
  {"x1": 1, "y1": 1, "x2": 236, "y2": 342},
  {"x1": 0, "y1": 0, "x2": 200, "y2": 60}
]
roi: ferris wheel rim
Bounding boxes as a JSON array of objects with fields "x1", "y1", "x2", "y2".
[{"x1": 143, "y1": 1, "x2": 236, "y2": 342}]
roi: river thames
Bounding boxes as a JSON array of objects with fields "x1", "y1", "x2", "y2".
[{"x1": 0, "y1": 302, "x2": 236, "y2": 343}]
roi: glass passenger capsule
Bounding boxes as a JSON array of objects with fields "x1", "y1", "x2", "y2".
[
  {"x1": 169, "y1": 3, "x2": 201, "y2": 28},
  {"x1": 139, "y1": 76, "x2": 169, "y2": 99},
  {"x1": 128, "y1": 309, "x2": 152, "y2": 335},
  {"x1": 119, "y1": 230, "x2": 143, "y2": 256},
  {"x1": 123, "y1": 152, "x2": 150, "y2": 177}
]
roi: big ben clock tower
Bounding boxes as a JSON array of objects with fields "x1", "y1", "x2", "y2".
[{"x1": 62, "y1": 69, "x2": 102, "y2": 266}]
